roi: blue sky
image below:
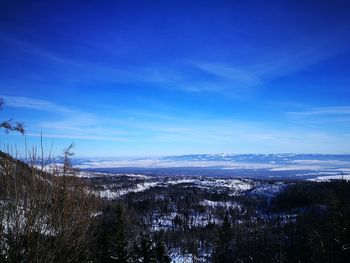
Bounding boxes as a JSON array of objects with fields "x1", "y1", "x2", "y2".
[{"x1": 1, "y1": 0, "x2": 350, "y2": 157}]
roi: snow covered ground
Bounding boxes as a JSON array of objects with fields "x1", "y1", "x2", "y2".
[
  {"x1": 91, "y1": 176, "x2": 255, "y2": 199},
  {"x1": 96, "y1": 181, "x2": 159, "y2": 198},
  {"x1": 308, "y1": 174, "x2": 350, "y2": 182},
  {"x1": 199, "y1": 200, "x2": 241, "y2": 209},
  {"x1": 170, "y1": 250, "x2": 193, "y2": 263},
  {"x1": 170, "y1": 248, "x2": 210, "y2": 263}
]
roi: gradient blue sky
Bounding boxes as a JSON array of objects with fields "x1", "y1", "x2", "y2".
[{"x1": 1, "y1": 0, "x2": 350, "y2": 157}]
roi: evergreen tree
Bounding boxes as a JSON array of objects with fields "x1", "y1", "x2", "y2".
[
  {"x1": 213, "y1": 213, "x2": 233, "y2": 263},
  {"x1": 95, "y1": 205, "x2": 114, "y2": 263},
  {"x1": 154, "y1": 239, "x2": 171, "y2": 263},
  {"x1": 132, "y1": 233, "x2": 157, "y2": 263},
  {"x1": 113, "y1": 205, "x2": 129, "y2": 263}
]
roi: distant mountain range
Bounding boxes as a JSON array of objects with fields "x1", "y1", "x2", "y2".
[{"x1": 68, "y1": 154, "x2": 350, "y2": 180}]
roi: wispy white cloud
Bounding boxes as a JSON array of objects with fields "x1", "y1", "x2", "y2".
[
  {"x1": 183, "y1": 32, "x2": 349, "y2": 94},
  {"x1": 2, "y1": 94, "x2": 349, "y2": 154},
  {"x1": 188, "y1": 50, "x2": 342, "y2": 94},
  {"x1": 3, "y1": 37, "x2": 69, "y2": 65},
  {"x1": 4, "y1": 32, "x2": 345, "y2": 97},
  {"x1": 288, "y1": 106, "x2": 350, "y2": 116},
  {"x1": 285, "y1": 105, "x2": 350, "y2": 127},
  {"x1": 27, "y1": 132, "x2": 129, "y2": 142},
  {"x1": 190, "y1": 61, "x2": 261, "y2": 88},
  {"x1": 1, "y1": 95, "x2": 71, "y2": 112},
  {"x1": 0, "y1": 95, "x2": 121, "y2": 140}
]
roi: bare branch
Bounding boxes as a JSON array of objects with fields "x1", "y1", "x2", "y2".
[{"x1": 0, "y1": 98, "x2": 25, "y2": 134}]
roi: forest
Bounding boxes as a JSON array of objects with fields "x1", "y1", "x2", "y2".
[{"x1": 1, "y1": 149, "x2": 349, "y2": 263}]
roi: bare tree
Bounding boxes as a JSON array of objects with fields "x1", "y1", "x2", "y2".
[
  {"x1": 0, "y1": 143, "x2": 99, "y2": 262},
  {"x1": 0, "y1": 98, "x2": 25, "y2": 134}
]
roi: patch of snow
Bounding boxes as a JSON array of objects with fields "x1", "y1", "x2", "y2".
[
  {"x1": 308, "y1": 174, "x2": 350, "y2": 182},
  {"x1": 249, "y1": 183, "x2": 285, "y2": 197},
  {"x1": 200, "y1": 200, "x2": 240, "y2": 209},
  {"x1": 95, "y1": 182, "x2": 159, "y2": 199},
  {"x1": 170, "y1": 251, "x2": 193, "y2": 263},
  {"x1": 167, "y1": 179, "x2": 196, "y2": 185}
]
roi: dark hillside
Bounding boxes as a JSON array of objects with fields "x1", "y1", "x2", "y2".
[{"x1": 0, "y1": 150, "x2": 99, "y2": 262}]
